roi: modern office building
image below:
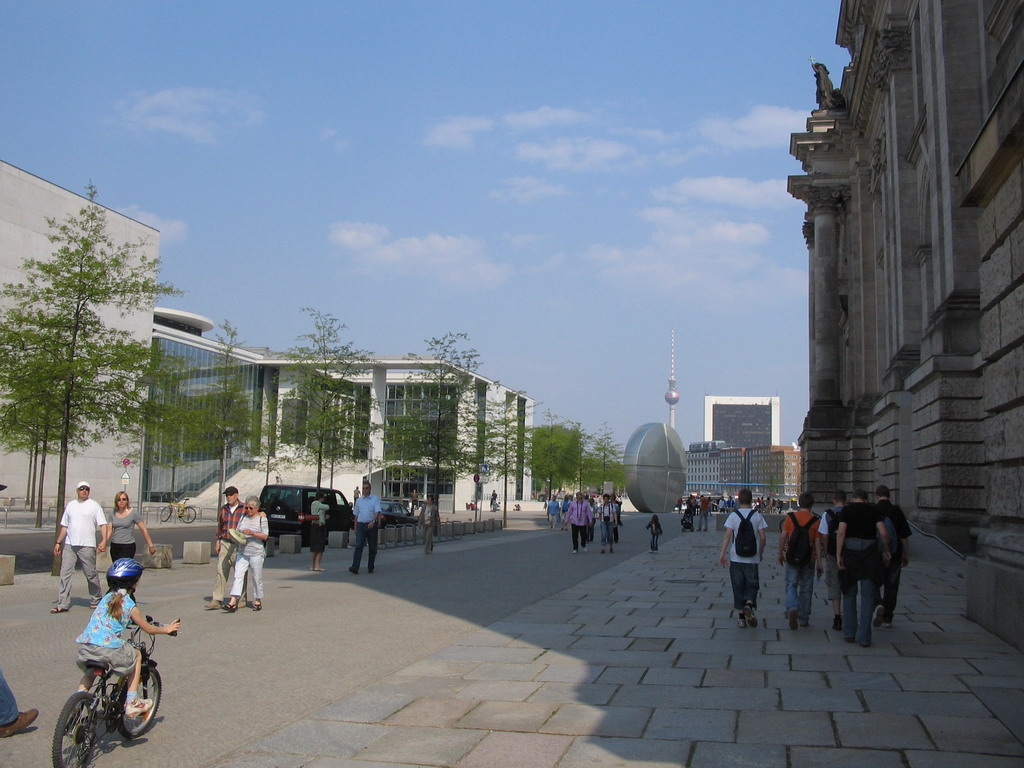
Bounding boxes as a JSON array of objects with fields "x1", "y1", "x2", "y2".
[
  {"x1": 789, "y1": 1, "x2": 1024, "y2": 648},
  {"x1": 703, "y1": 396, "x2": 781, "y2": 448},
  {"x1": 1, "y1": 161, "x2": 534, "y2": 511},
  {"x1": 686, "y1": 440, "x2": 726, "y2": 493}
]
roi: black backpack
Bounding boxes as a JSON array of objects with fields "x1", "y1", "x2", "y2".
[
  {"x1": 824, "y1": 507, "x2": 839, "y2": 555},
  {"x1": 785, "y1": 512, "x2": 818, "y2": 566},
  {"x1": 735, "y1": 510, "x2": 758, "y2": 557}
]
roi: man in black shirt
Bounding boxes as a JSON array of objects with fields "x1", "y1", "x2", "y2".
[
  {"x1": 874, "y1": 485, "x2": 912, "y2": 628},
  {"x1": 837, "y1": 489, "x2": 890, "y2": 647}
]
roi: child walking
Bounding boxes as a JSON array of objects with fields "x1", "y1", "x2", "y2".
[
  {"x1": 646, "y1": 514, "x2": 664, "y2": 552},
  {"x1": 74, "y1": 559, "x2": 180, "y2": 717}
]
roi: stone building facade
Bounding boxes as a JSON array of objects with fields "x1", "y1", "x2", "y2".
[{"x1": 789, "y1": 0, "x2": 1024, "y2": 649}]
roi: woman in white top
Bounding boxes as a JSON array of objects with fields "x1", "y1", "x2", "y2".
[{"x1": 223, "y1": 496, "x2": 269, "y2": 612}]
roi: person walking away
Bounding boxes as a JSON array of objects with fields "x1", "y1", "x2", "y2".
[
  {"x1": 419, "y1": 493, "x2": 439, "y2": 554},
  {"x1": 837, "y1": 489, "x2": 890, "y2": 647},
  {"x1": 223, "y1": 497, "x2": 269, "y2": 611},
  {"x1": 873, "y1": 485, "x2": 911, "y2": 628},
  {"x1": 718, "y1": 488, "x2": 768, "y2": 627},
  {"x1": 309, "y1": 492, "x2": 328, "y2": 572},
  {"x1": 52, "y1": 481, "x2": 110, "y2": 613},
  {"x1": 206, "y1": 486, "x2": 246, "y2": 610},
  {"x1": 816, "y1": 491, "x2": 846, "y2": 631},
  {"x1": 699, "y1": 495, "x2": 711, "y2": 531},
  {"x1": 565, "y1": 492, "x2": 594, "y2": 553},
  {"x1": 778, "y1": 492, "x2": 821, "y2": 629},
  {"x1": 646, "y1": 514, "x2": 663, "y2": 552},
  {"x1": 109, "y1": 492, "x2": 156, "y2": 562},
  {"x1": 0, "y1": 667, "x2": 37, "y2": 738},
  {"x1": 349, "y1": 480, "x2": 382, "y2": 574},
  {"x1": 597, "y1": 493, "x2": 617, "y2": 553},
  {"x1": 560, "y1": 494, "x2": 571, "y2": 529}
]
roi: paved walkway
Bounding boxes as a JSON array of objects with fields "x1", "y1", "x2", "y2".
[{"x1": 205, "y1": 520, "x2": 1024, "y2": 768}]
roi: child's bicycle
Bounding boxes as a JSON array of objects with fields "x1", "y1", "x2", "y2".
[
  {"x1": 51, "y1": 616, "x2": 176, "y2": 768},
  {"x1": 160, "y1": 498, "x2": 197, "y2": 524}
]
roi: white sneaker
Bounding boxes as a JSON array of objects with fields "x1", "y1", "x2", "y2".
[
  {"x1": 125, "y1": 698, "x2": 152, "y2": 717},
  {"x1": 872, "y1": 605, "x2": 884, "y2": 628}
]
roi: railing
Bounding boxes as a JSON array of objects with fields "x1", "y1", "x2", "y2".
[{"x1": 908, "y1": 521, "x2": 968, "y2": 560}]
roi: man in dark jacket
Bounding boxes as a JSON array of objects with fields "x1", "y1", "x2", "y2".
[{"x1": 873, "y1": 485, "x2": 912, "y2": 628}]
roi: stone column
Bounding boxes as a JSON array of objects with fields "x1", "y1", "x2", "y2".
[
  {"x1": 368, "y1": 365, "x2": 387, "y2": 487},
  {"x1": 807, "y1": 185, "x2": 848, "y2": 405}
]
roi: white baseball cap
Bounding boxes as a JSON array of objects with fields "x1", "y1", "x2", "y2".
[{"x1": 76, "y1": 481, "x2": 91, "y2": 490}]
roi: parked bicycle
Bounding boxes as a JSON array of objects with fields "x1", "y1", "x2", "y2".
[
  {"x1": 51, "y1": 616, "x2": 176, "y2": 768},
  {"x1": 160, "y1": 498, "x2": 197, "y2": 524}
]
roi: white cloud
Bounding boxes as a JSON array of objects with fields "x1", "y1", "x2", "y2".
[
  {"x1": 489, "y1": 176, "x2": 568, "y2": 203},
  {"x1": 424, "y1": 116, "x2": 495, "y2": 148},
  {"x1": 502, "y1": 106, "x2": 592, "y2": 130},
  {"x1": 329, "y1": 221, "x2": 510, "y2": 288},
  {"x1": 116, "y1": 205, "x2": 188, "y2": 243},
  {"x1": 320, "y1": 127, "x2": 350, "y2": 152},
  {"x1": 653, "y1": 176, "x2": 796, "y2": 209},
  {"x1": 699, "y1": 105, "x2": 807, "y2": 150},
  {"x1": 115, "y1": 87, "x2": 265, "y2": 144},
  {"x1": 515, "y1": 137, "x2": 639, "y2": 171}
]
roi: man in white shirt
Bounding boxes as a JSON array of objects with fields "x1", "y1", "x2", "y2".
[
  {"x1": 349, "y1": 480, "x2": 382, "y2": 574},
  {"x1": 51, "y1": 481, "x2": 110, "y2": 613}
]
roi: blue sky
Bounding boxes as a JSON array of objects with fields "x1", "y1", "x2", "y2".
[{"x1": 1, "y1": 1, "x2": 846, "y2": 448}]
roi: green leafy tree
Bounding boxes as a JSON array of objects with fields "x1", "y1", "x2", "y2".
[
  {"x1": 386, "y1": 332, "x2": 480, "y2": 513},
  {"x1": 0, "y1": 186, "x2": 174, "y2": 544},
  {"x1": 481, "y1": 392, "x2": 530, "y2": 525},
  {"x1": 189, "y1": 322, "x2": 254, "y2": 498},
  {"x1": 584, "y1": 422, "x2": 625, "y2": 492},
  {"x1": 284, "y1": 308, "x2": 369, "y2": 487},
  {"x1": 529, "y1": 416, "x2": 578, "y2": 497}
]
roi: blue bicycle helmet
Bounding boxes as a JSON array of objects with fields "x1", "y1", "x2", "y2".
[{"x1": 107, "y1": 558, "x2": 144, "y2": 580}]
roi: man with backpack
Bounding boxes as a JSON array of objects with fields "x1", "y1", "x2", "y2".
[
  {"x1": 815, "y1": 491, "x2": 846, "y2": 631},
  {"x1": 873, "y1": 485, "x2": 912, "y2": 628},
  {"x1": 718, "y1": 488, "x2": 768, "y2": 628},
  {"x1": 837, "y1": 489, "x2": 891, "y2": 647},
  {"x1": 777, "y1": 492, "x2": 821, "y2": 629}
]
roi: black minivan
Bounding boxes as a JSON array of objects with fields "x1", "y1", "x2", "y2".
[{"x1": 260, "y1": 484, "x2": 353, "y2": 546}]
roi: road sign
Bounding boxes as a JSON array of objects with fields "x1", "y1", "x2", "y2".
[
  {"x1": 120, "y1": 470, "x2": 131, "y2": 485},
  {"x1": 480, "y1": 463, "x2": 489, "y2": 474},
  {"x1": 122, "y1": 458, "x2": 132, "y2": 467},
  {"x1": 473, "y1": 473, "x2": 480, "y2": 483}
]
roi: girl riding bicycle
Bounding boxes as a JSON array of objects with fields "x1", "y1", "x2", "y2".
[{"x1": 74, "y1": 559, "x2": 180, "y2": 717}]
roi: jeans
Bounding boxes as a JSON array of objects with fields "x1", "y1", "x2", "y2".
[
  {"x1": 57, "y1": 545, "x2": 102, "y2": 610},
  {"x1": 843, "y1": 578, "x2": 879, "y2": 644},
  {"x1": 785, "y1": 562, "x2": 815, "y2": 622},
  {"x1": 351, "y1": 522, "x2": 378, "y2": 570},
  {"x1": 570, "y1": 524, "x2": 588, "y2": 551},
  {"x1": 0, "y1": 666, "x2": 19, "y2": 725},
  {"x1": 728, "y1": 561, "x2": 760, "y2": 610},
  {"x1": 600, "y1": 519, "x2": 615, "y2": 545},
  {"x1": 698, "y1": 511, "x2": 709, "y2": 531},
  {"x1": 649, "y1": 534, "x2": 660, "y2": 551}
]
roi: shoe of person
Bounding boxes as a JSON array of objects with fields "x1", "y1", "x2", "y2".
[
  {"x1": 788, "y1": 608, "x2": 798, "y2": 630},
  {"x1": 368, "y1": 568, "x2": 374, "y2": 573},
  {"x1": 0, "y1": 709, "x2": 38, "y2": 737},
  {"x1": 881, "y1": 621, "x2": 893, "y2": 629},
  {"x1": 204, "y1": 601, "x2": 222, "y2": 610},
  {"x1": 124, "y1": 698, "x2": 152, "y2": 718},
  {"x1": 221, "y1": 600, "x2": 237, "y2": 613},
  {"x1": 743, "y1": 603, "x2": 758, "y2": 627},
  {"x1": 609, "y1": 547, "x2": 614, "y2": 553},
  {"x1": 858, "y1": 641, "x2": 871, "y2": 648},
  {"x1": 348, "y1": 566, "x2": 358, "y2": 574},
  {"x1": 600, "y1": 548, "x2": 605, "y2": 554},
  {"x1": 832, "y1": 615, "x2": 843, "y2": 631},
  {"x1": 799, "y1": 620, "x2": 809, "y2": 627},
  {"x1": 872, "y1": 604, "x2": 884, "y2": 628},
  {"x1": 737, "y1": 615, "x2": 748, "y2": 628},
  {"x1": 843, "y1": 636, "x2": 856, "y2": 643}
]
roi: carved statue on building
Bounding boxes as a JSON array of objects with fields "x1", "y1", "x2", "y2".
[{"x1": 811, "y1": 60, "x2": 847, "y2": 111}]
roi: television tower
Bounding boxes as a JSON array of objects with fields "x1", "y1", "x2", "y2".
[{"x1": 664, "y1": 329, "x2": 680, "y2": 429}]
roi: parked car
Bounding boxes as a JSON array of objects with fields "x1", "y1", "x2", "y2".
[
  {"x1": 260, "y1": 484, "x2": 353, "y2": 546},
  {"x1": 379, "y1": 499, "x2": 419, "y2": 527}
]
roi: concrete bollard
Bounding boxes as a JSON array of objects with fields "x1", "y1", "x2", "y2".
[
  {"x1": 140, "y1": 544, "x2": 173, "y2": 569},
  {"x1": 279, "y1": 534, "x2": 301, "y2": 554},
  {"x1": 327, "y1": 530, "x2": 350, "y2": 549},
  {"x1": 453, "y1": 521, "x2": 464, "y2": 536},
  {"x1": 264, "y1": 537, "x2": 276, "y2": 558},
  {"x1": 440, "y1": 521, "x2": 453, "y2": 540},
  {"x1": 0, "y1": 554, "x2": 14, "y2": 586},
  {"x1": 182, "y1": 541, "x2": 210, "y2": 564}
]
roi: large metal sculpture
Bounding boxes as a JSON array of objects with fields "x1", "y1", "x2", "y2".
[{"x1": 623, "y1": 422, "x2": 687, "y2": 514}]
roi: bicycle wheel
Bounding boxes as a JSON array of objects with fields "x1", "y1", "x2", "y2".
[
  {"x1": 52, "y1": 691, "x2": 97, "y2": 768},
  {"x1": 160, "y1": 505, "x2": 173, "y2": 523},
  {"x1": 118, "y1": 667, "x2": 162, "y2": 739},
  {"x1": 182, "y1": 505, "x2": 198, "y2": 524}
]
